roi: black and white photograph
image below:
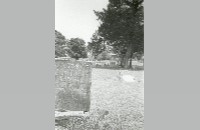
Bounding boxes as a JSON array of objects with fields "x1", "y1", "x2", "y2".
[{"x1": 55, "y1": 0, "x2": 144, "y2": 129}]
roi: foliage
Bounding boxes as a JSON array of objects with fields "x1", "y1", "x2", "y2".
[
  {"x1": 67, "y1": 38, "x2": 88, "y2": 60},
  {"x1": 87, "y1": 31, "x2": 106, "y2": 59},
  {"x1": 94, "y1": 0, "x2": 144, "y2": 68},
  {"x1": 55, "y1": 30, "x2": 69, "y2": 58},
  {"x1": 97, "y1": 51, "x2": 112, "y2": 61},
  {"x1": 55, "y1": 30, "x2": 88, "y2": 60}
]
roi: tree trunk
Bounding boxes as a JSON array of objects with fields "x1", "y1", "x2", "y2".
[
  {"x1": 129, "y1": 57, "x2": 132, "y2": 69},
  {"x1": 119, "y1": 57, "x2": 124, "y2": 67},
  {"x1": 124, "y1": 43, "x2": 133, "y2": 69},
  {"x1": 142, "y1": 55, "x2": 144, "y2": 69}
]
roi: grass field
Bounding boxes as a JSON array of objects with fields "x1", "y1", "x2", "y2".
[
  {"x1": 56, "y1": 68, "x2": 144, "y2": 130},
  {"x1": 90, "y1": 68, "x2": 144, "y2": 130}
]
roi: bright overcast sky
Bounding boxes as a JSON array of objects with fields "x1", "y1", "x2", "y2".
[{"x1": 55, "y1": 0, "x2": 109, "y2": 43}]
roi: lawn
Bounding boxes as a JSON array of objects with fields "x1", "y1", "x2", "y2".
[{"x1": 56, "y1": 68, "x2": 144, "y2": 130}]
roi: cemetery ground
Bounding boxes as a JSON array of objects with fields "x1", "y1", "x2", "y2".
[{"x1": 56, "y1": 68, "x2": 144, "y2": 130}]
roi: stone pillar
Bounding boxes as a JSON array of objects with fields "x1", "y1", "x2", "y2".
[{"x1": 55, "y1": 57, "x2": 92, "y2": 112}]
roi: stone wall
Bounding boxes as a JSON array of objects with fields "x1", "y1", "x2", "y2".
[
  {"x1": 55, "y1": 57, "x2": 92, "y2": 112},
  {"x1": 91, "y1": 60, "x2": 119, "y2": 68}
]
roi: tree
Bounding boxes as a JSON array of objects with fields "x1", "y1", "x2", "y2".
[
  {"x1": 97, "y1": 51, "x2": 111, "y2": 61},
  {"x1": 94, "y1": 0, "x2": 144, "y2": 68},
  {"x1": 67, "y1": 38, "x2": 88, "y2": 60},
  {"x1": 87, "y1": 30, "x2": 106, "y2": 59},
  {"x1": 96, "y1": 44, "x2": 113, "y2": 61},
  {"x1": 55, "y1": 30, "x2": 69, "y2": 58}
]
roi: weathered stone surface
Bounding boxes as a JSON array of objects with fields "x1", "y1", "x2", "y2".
[
  {"x1": 91, "y1": 60, "x2": 119, "y2": 68},
  {"x1": 55, "y1": 57, "x2": 92, "y2": 112}
]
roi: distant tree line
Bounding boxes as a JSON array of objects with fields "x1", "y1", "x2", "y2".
[{"x1": 55, "y1": 30, "x2": 87, "y2": 60}]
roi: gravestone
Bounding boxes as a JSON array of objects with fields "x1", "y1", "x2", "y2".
[{"x1": 55, "y1": 57, "x2": 92, "y2": 112}]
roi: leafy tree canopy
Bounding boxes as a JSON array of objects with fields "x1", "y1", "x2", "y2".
[
  {"x1": 55, "y1": 30, "x2": 69, "y2": 58},
  {"x1": 94, "y1": 0, "x2": 144, "y2": 68},
  {"x1": 67, "y1": 38, "x2": 88, "y2": 60}
]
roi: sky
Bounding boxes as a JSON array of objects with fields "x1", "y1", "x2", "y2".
[{"x1": 55, "y1": 0, "x2": 109, "y2": 43}]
